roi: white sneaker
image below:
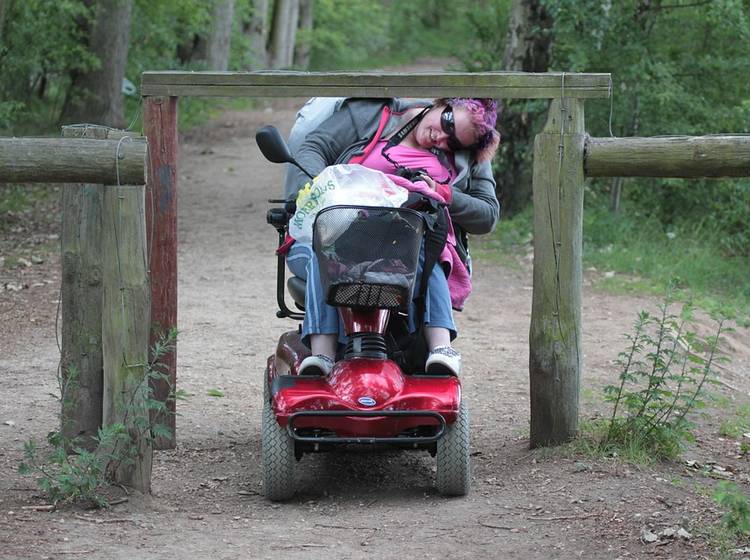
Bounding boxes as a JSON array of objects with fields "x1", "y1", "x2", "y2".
[
  {"x1": 425, "y1": 346, "x2": 461, "y2": 376},
  {"x1": 298, "y1": 354, "x2": 334, "y2": 376}
]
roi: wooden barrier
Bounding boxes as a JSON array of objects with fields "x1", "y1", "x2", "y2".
[
  {"x1": 585, "y1": 135, "x2": 750, "y2": 177},
  {"x1": 1, "y1": 126, "x2": 153, "y2": 490},
  {"x1": 0, "y1": 137, "x2": 146, "y2": 184},
  {"x1": 141, "y1": 70, "x2": 613, "y2": 99},
  {"x1": 6, "y1": 69, "x2": 749, "y2": 466},
  {"x1": 138, "y1": 70, "x2": 612, "y2": 452}
]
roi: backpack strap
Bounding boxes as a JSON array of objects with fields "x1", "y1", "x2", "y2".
[
  {"x1": 348, "y1": 106, "x2": 392, "y2": 165},
  {"x1": 413, "y1": 206, "x2": 449, "y2": 327}
]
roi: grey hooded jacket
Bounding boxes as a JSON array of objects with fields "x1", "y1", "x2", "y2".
[{"x1": 284, "y1": 98, "x2": 500, "y2": 261}]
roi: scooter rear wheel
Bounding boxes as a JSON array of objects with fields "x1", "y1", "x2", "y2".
[
  {"x1": 261, "y1": 397, "x2": 295, "y2": 501},
  {"x1": 436, "y1": 401, "x2": 470, "y2": 496}
]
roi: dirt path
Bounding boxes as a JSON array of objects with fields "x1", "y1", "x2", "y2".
[{"x1": 1, "y1": 87, "x2": 749, "y2": 559}]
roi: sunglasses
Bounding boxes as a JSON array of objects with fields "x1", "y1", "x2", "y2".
[{"x1": 440, "y1": 105, "x2": 476, "y2": 152}]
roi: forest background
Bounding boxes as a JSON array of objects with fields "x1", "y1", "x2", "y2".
[{"x1": 0, "y1": 0, "x2": 748, "y2": 319}]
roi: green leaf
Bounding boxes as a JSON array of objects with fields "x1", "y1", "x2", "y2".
[
  {"x1": 206, "y1": 388, "x2": 224, "y2": 398},
  {"x1": 151, "y1": 424, "x2": 172, "y2": 439}
]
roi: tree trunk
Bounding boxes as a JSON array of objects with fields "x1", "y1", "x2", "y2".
[
  {"x1": 0, "y1": 0, "x2": 8, "y2": 46},
  {"x1": 294, "y1": 0, "x2": 314, "y2": 69},
  {"x1": 268, "y1": 0, "x2": 299, "y2": 69},
  {"x1": 246, "y1": 0, "x2": 270, "y2": 69},
  {"x1": 60, "y1": 0, "x2": 133, "y2": 128},
  {"x1": 498, "y1": 0, "x2": 554, "y2": 217},
  {"x1": 206, "y1": 0, "x2": 236, "y2": 71}
]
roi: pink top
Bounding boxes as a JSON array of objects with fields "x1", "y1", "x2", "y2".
[{"x1": 358, "y1": 140, "x2": 455, "y2": 203}]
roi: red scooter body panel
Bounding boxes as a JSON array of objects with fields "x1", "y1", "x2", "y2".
[{"x1": 267, "y1": 335, "x2": 460, "y2": 438}]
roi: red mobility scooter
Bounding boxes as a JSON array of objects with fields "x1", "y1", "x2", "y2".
[{"x1": 256, "y1": 126, "x2": 470, "y2": 501}]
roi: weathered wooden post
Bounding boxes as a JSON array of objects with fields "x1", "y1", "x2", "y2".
[
  {"x1": 101, "y1": 183, "x2": 152, "y2": 492},
  {"x1": 529, "y1": 98, "x2": 585, "y2": 447},
  {"x1": 60, "y1": 126, "x2": 105, "y2": 449},
  {"x1": 143, "y1": 96, "x2": 179, "y2": 449}
]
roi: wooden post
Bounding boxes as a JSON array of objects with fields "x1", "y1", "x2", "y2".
[
  {"x1": 60, "y1": 126, "x2": 105, "y2": 449},
  {"x1": 101, "y1": 184, "x2": 152, "y2": 492},
  {"x1": 529, "y1": 98, "x2": 585, "y2": 447},
  {"x1": 143, "y1": 96, "x2": 178, "y2": 449}
]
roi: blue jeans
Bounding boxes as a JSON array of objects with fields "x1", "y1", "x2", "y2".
[{"x1": 286, "y1": 243, "x2": 457, "y2": 345}]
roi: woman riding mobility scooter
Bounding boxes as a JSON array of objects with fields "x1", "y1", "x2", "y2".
[{"x1": 256, "y1": 125, "x2": 470, "y2": 501}]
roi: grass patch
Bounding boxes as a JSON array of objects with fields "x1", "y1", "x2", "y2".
[
  {"x1": 473, "y1": 204, "x2": 749, "y2": 323},
  {"x1": 472, "y1": 206, "x2": 532, "y2": 270},
  {"x1": 583, "y1": 205, "x2": 750, "y2": 321},
  {"x1": 531, "y1": 417, "x2": 659, "y2": 466},
  {"x1": 537, "y1": 301, "x2": 730, "y2": 468},
  {"x1": 719, "y1": 402, "x2": 750, "y2": 440},
  {"x1": 0, "y1": 184, "x2": 61, "y2": 263},
  {"x1": 0, "y1": 184, "x2": 58, "y2": 222}
]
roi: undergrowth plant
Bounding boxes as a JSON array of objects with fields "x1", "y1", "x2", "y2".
[
  {"x1": 19, "y1": 329, "x2": 182, "y2": 507},
  {"x1": 714, "y1": 481, "x2": 750, "y2": 537},
  {"x1": 598, "y1": 299, "x2": 730, "y2": 461}
]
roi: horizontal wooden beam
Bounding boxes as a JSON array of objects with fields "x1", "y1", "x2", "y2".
[
  {"x1": 585, "y1": 135, "x2": 750, "y2": 178},
  {"x1": 141, "y1": 71, "x2": 612, "y2": 99},
  {"x1": 0, "y1": 137, "x2": 147, "y2": 184},
  {"x1": 60, "y1": 126, "x2": 144, "y2": 141}
]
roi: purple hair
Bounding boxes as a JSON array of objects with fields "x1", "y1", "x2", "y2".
[{"x1": 439, "y1": 98, "x2": 501, "y2": 162}]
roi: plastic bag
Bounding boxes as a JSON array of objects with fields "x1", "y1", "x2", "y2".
[{"x1": 289, "y1": 164, "x2": 408, "y2": 244}]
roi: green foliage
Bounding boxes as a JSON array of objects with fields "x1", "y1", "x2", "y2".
[
  {"x1": 308, "y1": 0, "x2": 391, "y2": 69},
  {"x1": 18, "y1": 329, "x2": 180, "y2": 507},
  {"x1": 0, "y1": 0, "x2": 97, "y2": 133},
  {"x1": 547, "y1": 0, "x2": 750, "y2": 257},
  {"x1": 714, "y1": 481, "x2": 750, "y2": 537},
  {"x1": 308, "y1": 0, "x2": 476, "y2": 70},
  {"x1": 597, "y1": 300, "x2": 729, "y2": 461},
  {"x1": 455, "y1": 0, "x2": 511, "y2": 72}
]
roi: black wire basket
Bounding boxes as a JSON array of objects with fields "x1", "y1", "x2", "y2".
[{"x1": 313, "y1": 205, "x2": 425, "y2": 310}]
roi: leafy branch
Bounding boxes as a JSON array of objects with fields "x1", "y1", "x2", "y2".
[
  {"x1": 18, "y1": 329, "x2": 181, "y2": 507},
  {"x1": 600, "y1": 299, "x2": 730, "y2": 461}
]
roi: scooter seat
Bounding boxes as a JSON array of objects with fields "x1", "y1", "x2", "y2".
[{"x1": 287, "y1": 276, "x2": 306, "y2": 310}]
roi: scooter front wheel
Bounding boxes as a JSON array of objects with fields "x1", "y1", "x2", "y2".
[
  {"x1": 261, "y1": 397, "x2": 295, "y2": 501},
  {"x1": 435, "y1": 401, "x2": 470, "y2": 496}
]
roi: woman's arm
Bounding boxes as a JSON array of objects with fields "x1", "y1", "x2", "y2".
[
  {"x1": 284, "y1": 100, "x2": 384, "y2": 200},
  {"x1": 449, "y1": 160, "x2": 500, "y2": 235}
]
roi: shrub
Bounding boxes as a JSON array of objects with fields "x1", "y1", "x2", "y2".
[
  {"x1": 714, "y1": 481, "x2": 750, "y2": 537},
  {"x1": 599, "y1": 299, "x2": 729, "y2": 461}
]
